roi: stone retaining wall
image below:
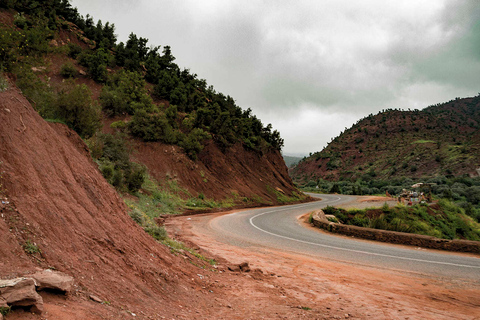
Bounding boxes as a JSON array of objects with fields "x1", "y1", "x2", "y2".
[{"x1": 311, "y1": 211, "x2": 480, "y2": 254}]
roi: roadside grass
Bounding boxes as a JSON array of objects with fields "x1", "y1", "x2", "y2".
[
  {"x1": 325, "y1": 200, "x2": 480, "y2": 241},
  {"x1": 125, "y1": 175, "x2": 216, "y2": 266},
  {"x1": 125, "y1": 174, "x2": 237, "y2": 218},
  {"x1": 267, "y1": 185, "x2": 308, "y2": 204}
]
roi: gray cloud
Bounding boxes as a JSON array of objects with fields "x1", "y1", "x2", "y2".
[{"x1": 70, "y1": 0, "x2": 480, "y2": 155}]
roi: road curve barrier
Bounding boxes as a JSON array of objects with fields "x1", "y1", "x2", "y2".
[{"x1": 310, "y1": 210, "x2": 480, "y2": 254}]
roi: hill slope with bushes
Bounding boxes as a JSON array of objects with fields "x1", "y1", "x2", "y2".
[
  {"x1": 0, "y1": 1, "x2": 301, "y2": 206},
  {"x1": 292, "y1": 95, "x2": 480, "y2": 183}
]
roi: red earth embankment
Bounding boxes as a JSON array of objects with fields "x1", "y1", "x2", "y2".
[
  {"x1": 0, "y1": 84, "x2": 208, "y2": 318},
  {"x1": 101, "y1": 115, "x2": 299, "y2": 205}
]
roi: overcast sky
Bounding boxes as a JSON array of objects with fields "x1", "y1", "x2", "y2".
[{"x1": 70, "y1": 0, "x2": 480, "y2": 156}]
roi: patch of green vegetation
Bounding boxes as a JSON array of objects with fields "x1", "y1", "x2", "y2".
[
  {"x1": 44, "y1": 118, "x2": 67, "y2": 125},
  {"x1": 0, "y1": 306, "x2": 11, "y2": 316},
  {"x1": 0, "y1": 72, "x2": 8, "y2": 92},
  {"x1": 412, "y1": 140, "x2": 435, "y2": 144},
  {"x1": 87, "y1": 133, "x2": 146, "y2": 193},
  {"x1": 163, "y1": 238, "x2": 216, "y2": 266},
  {"x1": 267, "y1": 186, "x2": 307, "y2": 204},
  {"x1": 60, "y1": 62, "x2": 77, "y2": 78},
  {"x1": 125, "y1": 179, "x2": 216, "y2": 266},
  {"x1": 23, "y1": 240, "x2": 41, "y2": 254},
  {"x1": 124, "y1": 175, "x2": 185, "y2": 217},
  {"x1": 308, "y1": 213, "x2": 314, "y2": 224},
  {"x1": 327, "y1": 200, "x2": 480, "y2": 241},
  {"x1": 125, "y1": 175, "x2": 237, "y2": 219},
  {"x1": 326, "y1": 216, "x2": 339, "y2": 223},
  {"x1": 301, "y1": 176, "x2": 480, "y2": 222}
]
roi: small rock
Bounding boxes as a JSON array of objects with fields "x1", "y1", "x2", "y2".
[
  {"x1": 30, "y1": 269, "x2": 74, "y2": 293},
  {"x1": 227, "y1": 265, "x2": 241, "y2": 272},
  {"x1": 31, "y1": 67, "x2": 46, "y2": 73},
  {"x1": 239, "y1": 262, "x2": 250, "y2": 272},
  {"x1": 89, "y1": 295, "x2": 102, "y2": 303}
]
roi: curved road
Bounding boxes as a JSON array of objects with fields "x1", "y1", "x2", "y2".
[{"x1": 210, "y1": 194, "x2": 480, "y2": 282}]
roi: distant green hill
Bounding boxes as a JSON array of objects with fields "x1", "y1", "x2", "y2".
[
  {"x1": 291, "y1": 95, "x2": 480, "y2": 184},
  {"x1": 283, "y1": 155, "x2": 303, "y2": 167}
]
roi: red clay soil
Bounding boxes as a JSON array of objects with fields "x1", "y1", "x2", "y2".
[
  {"x1": 130, "y1": 137, "x2": 298, "y2": 204},
  {"x1": 1, "y1": 84, "x2": 480, "y2": 319}
]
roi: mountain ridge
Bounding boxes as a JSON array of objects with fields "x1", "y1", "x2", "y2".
[{"x1": 291, "y1": 95, "x2": 480, "y2": 185}]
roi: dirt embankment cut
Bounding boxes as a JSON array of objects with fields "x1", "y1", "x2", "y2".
[
  {"x1": 108, "y1": 123, "x2": 299, "y2": 205},
  {"x1": 0, "y1": 84, "x2": 232, "y2": 319}
]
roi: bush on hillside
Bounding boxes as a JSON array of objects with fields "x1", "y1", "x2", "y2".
[
  {"x1": 78, "y1": 48, "x2": 113, "y2": 83},
  {"x1": 179, "y1": 128, "x2": 211, "y2": 160},
  {"x1": 128, "y1": 109, "x2": 183, "y2": 143},
  {"x1": 60, "y1": 62, "x2": 77, "y2": 78},
  {"x1": 67, "y1": 43, "x2": 83, "y2": 59},
  {"x1": 100, "y1": 70, "x2": 154, "y2": 116},
  {"x1": 55, "y1": 81, "x2": 101, "y2": 138},
  {"x1": 88, "y1": 133, "x2": 146, "y2": 193}
]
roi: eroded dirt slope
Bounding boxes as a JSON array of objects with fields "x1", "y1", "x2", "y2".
[
  {"x1": 131, "y1": 138, "x2": 297, "y2": 203},
  {"x1": 0, "y1": 84, "x2": 202, "y2": 318}
]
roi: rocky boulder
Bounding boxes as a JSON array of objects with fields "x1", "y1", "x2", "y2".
[
  {"x1": 30, "y1": 269, "x2": 74, "y2": 293},
  {"x1": 0, "y1": 278, "x2": 43, "y2": 314},
  {"x1": 228, "y1": 262, "x2": 251, "y2": 273}
]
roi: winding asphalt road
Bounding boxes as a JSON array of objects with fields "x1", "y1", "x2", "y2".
[{"x1": 210, "y1": 194, "x2": 480, "y2": 282}]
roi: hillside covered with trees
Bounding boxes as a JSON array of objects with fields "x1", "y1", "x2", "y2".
[
  {"x1": 291, "y1": 96, "x2": 480, "y2": 224},
  {"x1": 0, "y1": 0, "x2": 300, "y2": 207},
  {"x1": 292, "y1": 95, "x2": 480, "y2": 182}
]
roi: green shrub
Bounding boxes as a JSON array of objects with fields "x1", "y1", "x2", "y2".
[
  {"x1": 0, "y1": 306, "x2": 11, "y2": 316},
  {"x1": 54, "y1": 82, "x2": 101, "y2": 138},
  {"x1": 179, "y1": 128, "x2": 211, "y2": 160},
  {"x1": 125, "y1": 163, "x2": 146, "y2": 193},
  {"x1": 23, "y1": 240, "x2": 40, "y2": 254},
  {"x1": 13, "y1": 13, "x2": 28, "y2": 29},
  {"x1": 110, "y1": 120, "x2": 127, "y2": 132},
  {"x1": 89, "y1": 133, "x2": 145, "y2": 192},
  {"x1": 351, "y1": 216, "x2": 369, "y2": 227},
  {"x1": 128, "y1": 208, "x2": 145, "y2": 225},
  {"x1": 144, "y1": 225, "x2": 167, "y2": 241},
  {"x1": 16, "y1": 68, "x2": 57, "y2": 117},
  {"x1": 67, "y1": 43, "x2": 82, "y2": 58},
  {"x1": 100, "y1": 161, "x2": 114, "y2": 180},
  {"x1": 60, "y1": 62, "x2": 77, "y2": 78},
  {"x1": 112, "y1": 169, "x2": 123, "y2": 188},
  {"x1": 330, "y1": 183, "x2": 342, "y2": 194},
  {"x1": 128, "y1": 109, "x2": 184, "y2": 144},
  {"x1": 78, "y1": 48, "x2": 113, "y2": 82},
  {"x1": 100, "y1": 70, "x2": 154, "y2": 116},
  {"x1": 0, "y1": 72, "x2": 8, "y2": 92}
]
